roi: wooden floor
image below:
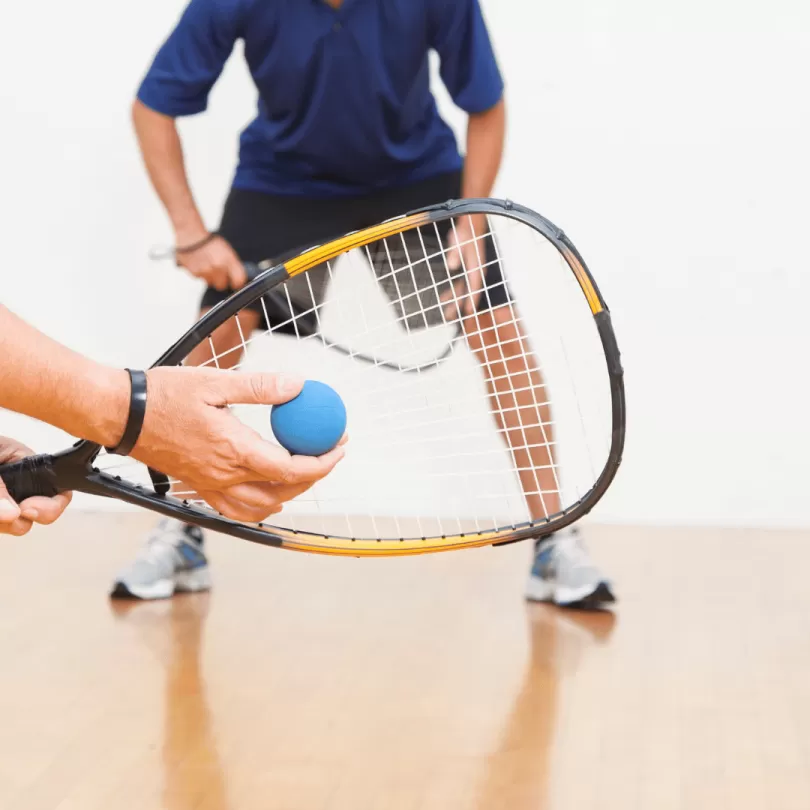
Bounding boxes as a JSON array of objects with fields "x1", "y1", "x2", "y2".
[{"x1": 1, "y1": 515, "x2": 810, "y2": 809}]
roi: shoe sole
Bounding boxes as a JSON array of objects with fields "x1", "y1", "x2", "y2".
[
  {"x1": 110, "y1": 567, "x2": 212, "y2": 601},
  {"x1": 525, "y1": 578, "x2": 616, "y2": 608}
]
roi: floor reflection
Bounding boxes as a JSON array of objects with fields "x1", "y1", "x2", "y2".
[
  {"x1": 473, "y1": 604, "x2": 616, "y2": 809},
  {"x1": 110, "y1": 594, "x2": 230, "y2": 810}
]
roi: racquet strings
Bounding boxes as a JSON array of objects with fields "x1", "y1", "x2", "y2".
[{"x1": 99, "y1": 214, "x2": 613, "y2": 541}]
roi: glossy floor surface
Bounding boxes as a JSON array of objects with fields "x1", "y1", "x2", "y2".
[{"x1": 1, "y1": 515, "x2": 809, "y2": 809}]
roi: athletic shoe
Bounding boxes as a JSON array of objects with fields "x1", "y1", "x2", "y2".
[
  {"x1": 525, "y1": 527, "x2": 615, "y2": 608},
  {"x1": 110, "y1": 518, "x2": 211, "y2": 600}
]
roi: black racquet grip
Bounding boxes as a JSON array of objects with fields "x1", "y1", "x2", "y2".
[
  {"x1": 0, "y1": 454, "x2": 61, "y2": 502},
  {"x1": 243, "y1": 261, "x2": 262, "y2": 282}
]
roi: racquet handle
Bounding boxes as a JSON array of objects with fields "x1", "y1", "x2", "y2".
[
  {"x1": 243, "y1": 262, "x2": 263, "y2": 282},
  {"x1": 0, "y1": 454, "x2": 62, "y2": 502}
]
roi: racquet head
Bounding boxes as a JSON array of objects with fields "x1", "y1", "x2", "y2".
[{"x1": 2, "y1": 199, "x2": 625, "y2": 556}]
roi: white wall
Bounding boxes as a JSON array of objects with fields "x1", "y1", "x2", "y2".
[{"x1": 1, "y1": 0, "x2": 808, "y2": 527}]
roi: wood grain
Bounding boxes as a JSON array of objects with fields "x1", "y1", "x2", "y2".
[{"x1": 0, "y1": 515, "x2": 808, "y2": 809}]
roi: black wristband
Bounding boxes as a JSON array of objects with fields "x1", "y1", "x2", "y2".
[
  {"x1": 175, "y1": 232, "x2": 218, "y2": 255},
  {"x1": 106, "y1": 369, "x2": 147, "y2": 456}
]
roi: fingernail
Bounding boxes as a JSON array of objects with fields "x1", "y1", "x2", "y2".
[
  {"x1": 0, "y1": 499, "x2": 19, "y2": 518},
  {"x1": 22, "y1": 509, "x2": 39, "y2": 521},
  {"x1": 278, "y1": 374, "x2": 305, "y2": 396}
]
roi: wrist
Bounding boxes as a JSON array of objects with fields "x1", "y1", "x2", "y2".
[
  {"x1": 175, "y1": 232, "x2": 218, "y2": 254},
  {"x1": 172, "y1": 219, "x2": 208, "y2": 246},
  {"x1": 76, "y1": 365, "x2": 131, "y2": 447}
]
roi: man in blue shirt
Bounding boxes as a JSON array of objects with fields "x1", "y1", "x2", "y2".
[{"x1": 114, "y1": 0, "x2": 614, "y2": 608}]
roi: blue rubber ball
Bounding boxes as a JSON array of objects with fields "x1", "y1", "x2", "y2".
[{"x1": 270, "y1": 380, "x2": 347, "y2": 456}]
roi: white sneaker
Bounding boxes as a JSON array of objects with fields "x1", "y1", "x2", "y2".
[
  {"x1": 525, "y1": 528, "x2": 615, "y2": 608},
  {"x1": 110, "y1": 518, "x2": 212, "y2": 600}
]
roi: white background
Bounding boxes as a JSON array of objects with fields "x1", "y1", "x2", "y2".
[{"x1": 1, "y1": 0, "x2": 808, "y2": 528}]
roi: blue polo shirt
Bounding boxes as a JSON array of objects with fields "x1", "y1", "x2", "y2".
[{"x1": 137, "y1": 0, "x2": 504, "y2": 197}]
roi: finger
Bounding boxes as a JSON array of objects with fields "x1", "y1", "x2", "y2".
[
  {"x1": 220, "y1": 372, "x2": 305, "y2": 407},
  {"x1": 462, "y1": 268, "x2": 485, "y2": 317},
  {"x1": 445, "y1": 224, "x2": 468, "y2": 272},
  {"x1": 211, "y1": 267, "x2": 229, "y2": 292},
  {"x1": 18, "y1": 492, "x2": 73, "y2": 525},
  {"x1": 176, "y1": 427, "x2": 297, "y2": 489},
  {"x1": 212, "y1": 481, "x2": 287, "y2": 510},
  {"x1": 0, "y1": 486, "x2": 22, "y2": 526},
  {"x1": 241, "y1": 440, "x2": 346, "y2": 487},
  {"x1": 195, "y1": 259, "x2": 225, "y2": 291},
  {"x1": 261, "y1": 479, "x2": 325, "y2": 506},
  {"x1": 0, "y1": 437, "x2": 36, "y2": 464},
  {"x1": 197, "y1": 490, "x2": 283, "y2": 523},
  {"x1": 287, "y1": 443, "x2": 347, "y2": 483},
  {"x1": 0, "y1": 516, "x2": 33, "y2": 537},
  {"x1": 439, "y1": 283, "x2": 459, "y2": 307},
  {"x1": 228, "y1": 258, "x2": 248, "y2": 290},
  {"x1": 441, "y1": 281, "x2": 466, "y2": 322},
  {"x1": 445, "y1": 241, "x2": 461, "y2": 271},
  {"x1": 217, "y1": 472, "x2": 339, "y2": 510}
]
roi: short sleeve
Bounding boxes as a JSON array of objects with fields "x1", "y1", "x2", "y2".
[
  {"x1": 136, "y1": 0, "x2": 243, "y2": 117},
  {"x1": 429, "y1": 0, "x2": 504, "y2": 114}
]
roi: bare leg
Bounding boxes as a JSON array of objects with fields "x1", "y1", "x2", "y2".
[{"x1": 463, "y1": 305, "x2": 560, "y2": 522}]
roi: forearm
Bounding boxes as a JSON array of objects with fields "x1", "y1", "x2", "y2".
[
  {"x1": 132, "y1": 99, "x2": 207, "y2": 243},
  {"x1": 462, "y1": 98, "x2": 506, "y2": 201},
  {"x1": 0, "y1": 306, "x2": 128, "y2": 447}
]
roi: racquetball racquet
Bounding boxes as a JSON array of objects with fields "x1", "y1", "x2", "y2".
[{"x1": 0, "y1": 198, "x2": 625, "y2": 556}]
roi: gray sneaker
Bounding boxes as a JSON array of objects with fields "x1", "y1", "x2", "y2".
[
  {"x1": 525, "y1": 528, "x2": 615, "y2": 608},
  {"x1": 110, "y1": 518, "x2": 212, "y2": 600}
]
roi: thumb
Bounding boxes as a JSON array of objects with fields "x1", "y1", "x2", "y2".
[
  {"x1": 0, "y1": 482, "x2": 21, "y2": 526},
  {"x1": 220, "y1": 372, "x2": 305, "y2": 406}
]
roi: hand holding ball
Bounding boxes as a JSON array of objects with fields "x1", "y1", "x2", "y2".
[{"x1": 271, "y1": 380, "x2": 347, "y2": 456}]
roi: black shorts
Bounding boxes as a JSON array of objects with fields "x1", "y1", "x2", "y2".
[{"x1": 203, "y1": 171, "x2": 511, "y2": 330}]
